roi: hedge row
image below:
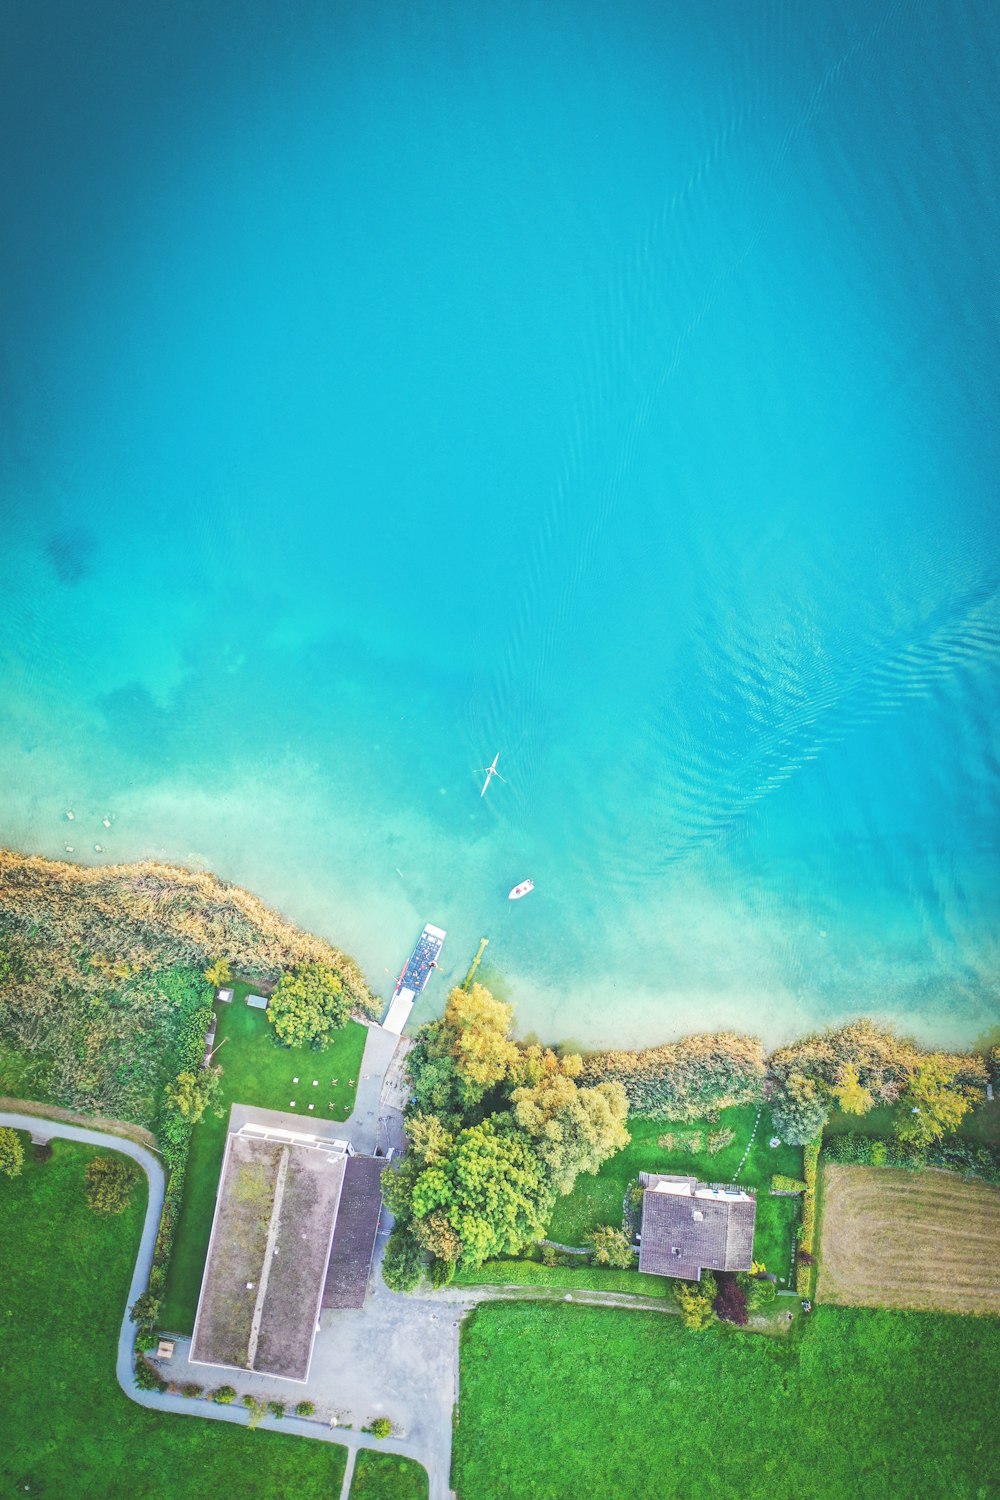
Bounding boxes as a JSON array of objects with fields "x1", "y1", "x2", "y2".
[
  {"x1": 823, "y1": 1132, "x2": 1000, "y2": 1183},
  {"x1": 795, "y1": 1137, "x2": 821, "y2": 1296}
]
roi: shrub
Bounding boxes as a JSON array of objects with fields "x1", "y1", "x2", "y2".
[
  {"x1": 213, "y1": 1386, "x2": 237, "y2": 1404},
  {"x1": 180, "y1": 1382, "x2": 203, "y2": 1399},
  {"x1": 672, "y1": 1273, "x2": 717, "y2": 1331},
  {"x1": 430, "y1": 1255, "x2": 456, "y2": 1288},
  {"x1": 369, "y1": 1416, "x2": 393, "y2": 1440},
  {"x1": 707, "y1": 1127, "x2": 736, "y2": 1154},
  {"x1": 795, "y1": 1137, "x2": 821, "y2": 1296},
  {"x1": 772, "y1": 1073, "x2": 829, "y2": 1145},
  {"x1": 268, "y1": 1400, "x2": 285, "y2": 1419},
  {"x1": 0, "y1": 1126, "x2": 24, "y2": 1178},
  {"x1": 740, "y1": 1273, "x2": 777, "y2": 1313},
  {"x1": 295, "y1": 1400, "x2": 315, "y2": 1417},
  {"x1": 588, "y1": 1225, "x2": 635, "y2": 1269},
  {"x1": 713, "y1": 1273, "x2": 748, "y2": 1326},
  {"x1": 129, "y1": 1291, "x2": 160, "y2": 1332},
  {"x1": 133, "y1": 1355, "x2": 167, "y2": 1393},
  {"x1": 243, "y1": 1394, "x2": 267, "y2": 1430},
  {"x1": 771, "y1": 1020, "x2": 986, "y2": 1106},
  {"x1": 541, "y1": 1243, "x2": 559, "y2": 1267},
  {"x1": 770, "y1": 1174, "x2": 807, "y2": 1194},
  {"x1": 85, "y1": 1154, "x2": 140, "y2": 1215},
  {"x1": 135, "y1": 1330, "x2": 157, "y2": 1352},
  {"x1": 582, "y1": 1033, "x2": 765, "y2": 1120}
]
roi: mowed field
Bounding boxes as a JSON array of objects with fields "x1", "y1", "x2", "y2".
[{"x1": 818, "y1": 1164, "x2": 1000, "y2": 1314}]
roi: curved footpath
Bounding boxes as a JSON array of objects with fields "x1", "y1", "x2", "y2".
[{"x1": 0, "y1": 1111, "x2": 436, "y2": 1500}]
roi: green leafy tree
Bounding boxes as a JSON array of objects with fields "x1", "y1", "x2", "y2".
[
  {"x1": 369, "y1": 1417, "x2": 393, "y2": 1440},
  {"x1": 85, "y1": 1154, "x2": 140, "y2": 1214},
  {"x1": 588, "y1": 1225, "x2": 635, "y2": 1269},
  {"x1": 163, "y1": 1066, "x2": 221, "y2": 1124},
  {"x1": 407, "y1": 1112, "x2": 454, "y2": 1167},
  {"x1": 407, "y1": 985, "x2": 519, "y2": 1118},
  {"x1": 738, "y1": 1270, "x2": 777, "y2": 1313},
  {"x1": 411, "y1": 1118, "x2": 553, "y2": 1269},
  {"x1": 512, "y1": 1068, "x2": 629, "y2": 1195},
  {"x1": 896, "y1": 1058, "x2": 972, "y2": 1146},
  {"x1": 0, "y1": 1126, "x2": 24, "y2": 1178},
  {"x1": 381, "y1": 1157, "x2": 419, "y2": 1225},
  {"x1": 268, "y1": 962, "x2": 351, "y2": 1048},
  {"x1": 203, "y1": 958, "x2": 232, "y2": 987},
  {"x1": 673, "y1": 1273, "x2": 717, "y2": 1331},
  {"x1": 382, "y1": 1225, "x2": 424, "y2": 1292},
  {"x1": 835, "y1": 1063, "x2": 875, "y2": 1117},
  {"x1": 772, "y1": 1072, "x2": 829, "y2": 1145}
]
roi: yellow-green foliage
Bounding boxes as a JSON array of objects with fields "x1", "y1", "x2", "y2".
[
  {"x1": 0, "y1": 850, "x2": 374, "y2": 1006},
  {"x1": 771, "y1": 1020, "x2": 986, "y2": 1105},
  {"x1": 795, "y1": 1137, "x2": 821, "y2": 1296},
  {"x1": 580, "y1": 1033, "x2": 766, "y2": 1120},
  {"x1": 673, "y1": 1272, "x2": 717, "y2": 1330}
]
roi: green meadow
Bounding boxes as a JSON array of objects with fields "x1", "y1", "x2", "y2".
[
  {"x1": 0, "y1": 1135, "x2": 347, "y2": 1499},
  {"x1": 452, "y1": 1300, "x2": 1000, "y2": 1500}
]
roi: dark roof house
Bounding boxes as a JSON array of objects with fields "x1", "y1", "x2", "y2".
[
  {"x1": 637, "y1": 1173, "x2": 756, "y2": 1281},
  {"x1": 322, "y1": 1153, "x2": 387, "y2": 1309}
]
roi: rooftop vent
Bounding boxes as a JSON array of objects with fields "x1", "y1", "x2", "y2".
[
  {"x1": 692, "y1": 1210, "x2": 704, "y2": 1221},
  {"x1": 671, "y1": 1246, "x2": 681, "y2": 1257}
]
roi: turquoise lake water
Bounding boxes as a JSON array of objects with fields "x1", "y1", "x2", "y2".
[{"x1": 1, "y1": 0, "x2": 998, "y2": 1049}]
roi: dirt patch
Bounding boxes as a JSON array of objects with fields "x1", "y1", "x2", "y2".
[{"x1": 817, "y1": 1163, "x2": 1000, "y2": 1315}]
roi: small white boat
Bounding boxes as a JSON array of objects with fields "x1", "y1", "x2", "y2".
[{"x1": 508, "y1": 879, "x2": 534, "y2": 900}]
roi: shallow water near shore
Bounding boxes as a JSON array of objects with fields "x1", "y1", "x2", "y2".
[{"x1": 1, "y1": 0, "x2": 998, "y2": 1048}]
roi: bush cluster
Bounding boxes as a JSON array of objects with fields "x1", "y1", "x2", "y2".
[
  {"x1": 581, "y1": 1033, "x2": 766, "y2": 1120},
  {"x1": 823, "y1": 1132, "x2": 1000, "y2": 1183},
  {"x1": 795, "y1": 1137, "x2": 821, "y2": 1296},
  {"x1": 770, "y1": 1174, "x2": 807, "y2": 1194},
  {"x1": 133, "y1": 1355, "x2": 167, "y2": 1393}
]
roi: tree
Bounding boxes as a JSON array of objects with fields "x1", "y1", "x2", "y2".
[
  {"x1": 714, "y1": 1273, "x2": 748, "y2": 1325},
  {"x1": 411, "y1": 1118, "x2": 553, "y2": 1269},
  {"x1": 407, "y1": 1112, "x2": 454, "y2": 1167},
  {"x1": 407, "y1": 985, "x2": 520, "y2": 1120},
  {"x1": 896, "y1": 1058, "x2": 972, "y2": 1147},
  {"x1": 512, "y1": 1070, "x2": 630, "y2": 1194},
  {"x1": 203, "y1": 958, "x2": 232, "y2": 988},
  {"x1": 369, "y1": 1417, "x2": 393, "y2": 1440},
  {"x1": 834, "y1": 1063, "x2": 875, "y2": 1117},
  {"x1": 0, "y1": 1127, "x2": 24, "y2": 1178},
  {"x1": 737, "y1": 1269, "x2": 776, "y2": 1313},
  {"x1": 163, "y1": 1066, "x2": 221, "y2": 1125},
  {"x1": 382, "y1": 1225, "x2": 424, "y2": 1292},
  {"x1": 588, "y1": 1225, "x2": 635, "y2": 1269},
  {"x1": 673, "y1": 1273, "x2": 717, "y2": 1331},
  {"x1": 772, "y1": 1072, "x2": 829, "y2": 1145},
  {"x1": 85, "y1": 1155, "x2": 140, "y2": 1215},
  {"x1": 268, "y1": 962, "x2": 351, "y2": 1048}
]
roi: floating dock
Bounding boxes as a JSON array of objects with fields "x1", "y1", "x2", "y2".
[{"x1": 382, "y1": 923, "x2": 446, "y2": 1034}]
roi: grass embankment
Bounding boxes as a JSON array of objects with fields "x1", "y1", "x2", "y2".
[
  {"x1": 818, "y1": 1163, "x2": 1000, "y2": 1314},
  {"x1": 453, "y1": 1258, "x2": 673, "y2": 1298},
  {"x1": 453, "y1": 1301, "x2": 1000, "y2": 1500},
  {"x1": 160, "y1": 987, "x2": 366, "y2": 1332},
  {"x1": 0, "y1": 1136, "x2": 348, "y2": 1499},
  {"x1": 351, "y1": 1451, "x2": 429, "y2": 1499},
  {"x1": 546, "y1": 1103, "x2": 802, "y2": 1282}
]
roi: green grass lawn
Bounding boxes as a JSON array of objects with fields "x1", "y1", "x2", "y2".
[
  {"x1": 452, "y1": 1300, "x2": 1000, "y2": 1500},
  {"x1": 546, "y1": 1103, "x2": 803, "y2": 1282},
  {"x1": 159, "y1": 987, "x2": 367, "y2": 1332},
  {"x1": 826, "y1": 1098, "x2": 1000, "y2": 1144},
  {"x1": 0, "y1": 1135, "x2": 347, "y2": 1499},
  {"x1": 453, "y1": 1257, "x2": 673, "y2": 1298},
  {"x1": 351, "y1": 1450, "x2": 429, "y2": 1499}
]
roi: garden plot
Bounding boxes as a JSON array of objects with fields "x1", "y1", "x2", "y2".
[
  {"x1": 190, "y1": 1132, "x2": 346, "y2": 1380},
  {"x1": 818, "y1": 1163, "x2": 1000, "y2": 1315}
]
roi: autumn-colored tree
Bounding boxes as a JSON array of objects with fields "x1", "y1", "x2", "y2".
[
  {"x1": 896, "y1": 1058, "x2": 972, "y2": 1146},
  {"x1": 834, "y1": 1063, "x2": 875, "y2": 1116},
  {"x1": 446, "y1": 985, "x2": 520, "y2": 1103},
  {"x1": 512, "y1": 1069, "x2": 629, "y2": 1194},
  {"x1": 0, "y1": 1126, "x2": 24, "y2": 1178},
  {"x1": 407, "y1": 1112, "x2": 454, "y2": 1167},
  {"x1": 85, "y1": 1154, "x2": 140, "y2": 1215},
  {"x1": 163, "y1": 1066, "x2": 221, "y2": 1124},
  {"x1": 414, "y1": 1210, "x2": 463, "y2": 1263},
  {"x1": 673, "y1": 1273, "x2": 717, "y2": 1331},
  {"x1": 203, "y1": 958, "x2": 232, "y2": 988},
  {"x1": 268, "y1": 962, "x2": 351, "y2": 1048}
]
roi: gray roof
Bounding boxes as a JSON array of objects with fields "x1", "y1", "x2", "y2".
[
  {"x1": 638, "y1": 1173, "x2": 756, "y2": 1280},
  {"x1": 321, "y1": 1155, "x2": 386, "y2": 1309}
]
